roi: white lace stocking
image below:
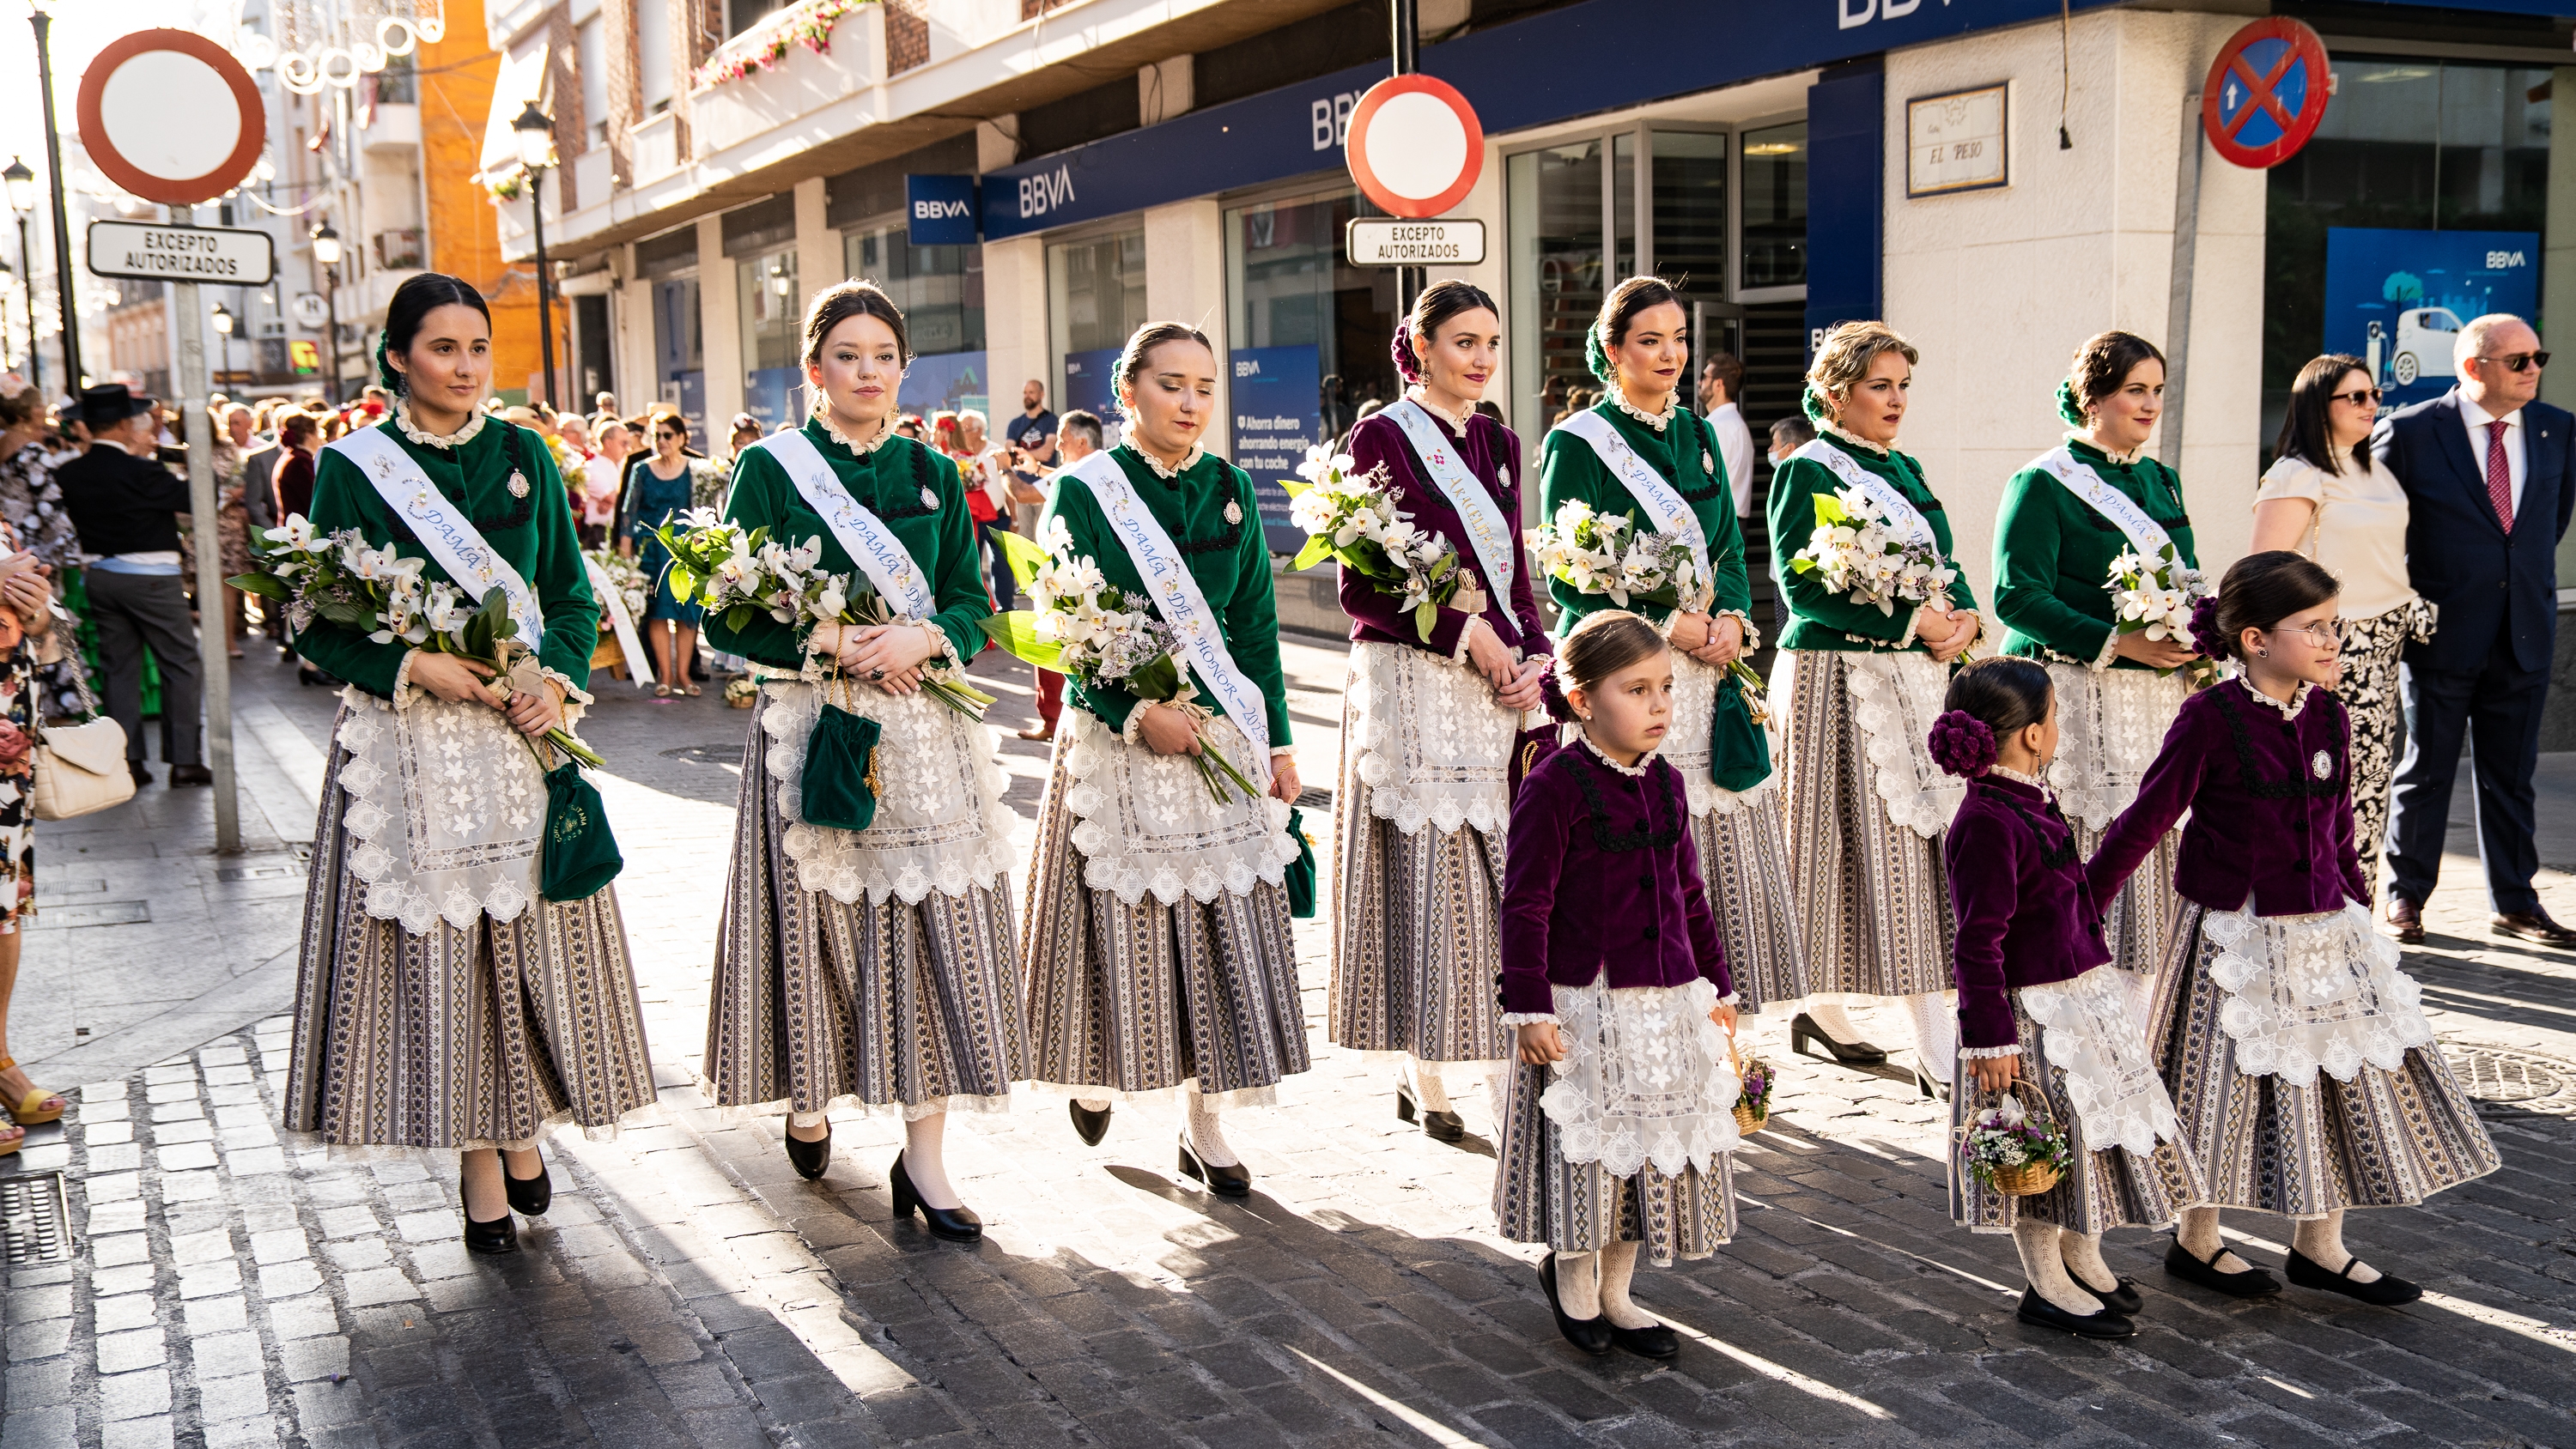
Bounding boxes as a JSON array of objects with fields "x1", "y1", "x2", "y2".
[
  {"x1": 2017, "y1": 1221, "x2": 2100, "y2": 1315},
  {"x1": 903, "y1": 1113, "x2": 960, "y2": 1210},
  {"x1": 1595, "y1": 1241, "x2": 1656, "y2": 1330},
  {"x1": 1185, "y1": 1083, "x2": 1238, "y2": 1168},
  {"x1": 2177, "y1": 1206, "x2": 2251, "y2": 1275},
  {"x1": 2293, "y1": 1210, "x2": 2382, "y2": 1282},
  {"x1": 1554, "y1": 1251, "x2": 1601, "y2": 1319},
  {"x1": 1803, "y1": 1002, "x2": 1868, "y2": 1043},
  {"x1": 1405, "y1": 1056, "x2": 1452, "y2": 1113},
  {"x1": 2059, "y1": 1229, "x2": 2117, "y2": 1294},
  {"x1": 1906, "y1": 992, "x2": 1957, "y2": 1076}
]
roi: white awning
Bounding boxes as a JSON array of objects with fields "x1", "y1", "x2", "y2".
[{"x1": 477, "y1": 39, "x2": 551, "y2": 179}]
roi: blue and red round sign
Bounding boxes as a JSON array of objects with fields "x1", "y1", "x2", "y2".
[{"x1": 2202, "y1": 18, "x2": 2331, "y2": 170}]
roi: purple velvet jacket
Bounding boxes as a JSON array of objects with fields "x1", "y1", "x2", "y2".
[
  {"x1": 2087, "y1": 678, "x2": 2370, "y2": 917},
  {"x1": 1944, "y1": 775, "x2": 2111, "y2": 1052},
  {"x1": 1498, "y1": 743, "x2": 1731, "y2": 1016},
  {"x1": 1341, "y1": 406, "x2": 1551, "y2": 658}
]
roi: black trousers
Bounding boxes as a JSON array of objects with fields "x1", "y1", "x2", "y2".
[
  {"x1": 2385, "y1": 631, "x2": 2548, "y2": 914},
  {"x1": 83, "y1": 568, "x2": 204, "y2": 767}
]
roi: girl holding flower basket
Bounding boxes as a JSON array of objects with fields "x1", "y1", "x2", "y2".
[
  {"x1": 695, "y1": 282, "x2": 1022, "y2": 1242},
  {"x1": 1993, "y1": 332, "x2": 2208, "y2": 983},
  {"x1": 1319, "y1": 281, "x2": 1552, "y2": 1142},
  {"x1": 1019, "y1": 321, "x2": 1306, "y2": 1197},
  {"x1": 1535, "y1": 276, "x2": 1808, "y2": 1030},
  {"x1": 1768, "y1": 320, "x2": 1982, "y2": 1088},
  {"x1": 279, "y1": 275, "x2": 655, "y2": 1255},
  {"x1": 1932, "y1": 658, "x2": 2204, "y2": 1341}
]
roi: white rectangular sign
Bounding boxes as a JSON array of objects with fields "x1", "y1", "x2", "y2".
[
  {"x1": 85, "y1": 221, "x2": 276, "y2": 286},
  {"x1": 1346, "y1": 218, "x2": 1487, "y2": 268},
  {"x1": 1906, "y1": 84, "x2": 2008, "y2": 197}
]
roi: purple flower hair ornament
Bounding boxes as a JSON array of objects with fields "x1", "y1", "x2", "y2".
[
  {"x1": 1389, "y1": 321, "x2": 1423, "y2": 385},
  {"x1": 1926, "y1": 709, "x2": 1999, "y2": 778},
  {"x1": 2189, "y1": 594, "x2": 2230, "y2": 660}
]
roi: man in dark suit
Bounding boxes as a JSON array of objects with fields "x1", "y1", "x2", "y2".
[
  {"x1": 55, "y1": 385, "x2": 209, "y2": 788},
  {"x1": 2372, "y1": 313, "x2": 2576, "y2": 947}
]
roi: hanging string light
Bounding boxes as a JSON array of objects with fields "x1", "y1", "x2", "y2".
[{"x1": 230, "y1": 1, "x2": 447, "y2": 96}]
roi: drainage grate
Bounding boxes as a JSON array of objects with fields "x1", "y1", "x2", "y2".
[
  {"x1": 2451, "y1": 1046, "x2": 2574, "y2": 1107},
  {"x1": 0, "y1": 1173, "x2": 70, "y2": 1264},
  {"x1": 216, "y1": 863, "x2": 304, "y2": 882},
  {"x1": 27, "y1": 900, "x2": 149, "y2": 930}
]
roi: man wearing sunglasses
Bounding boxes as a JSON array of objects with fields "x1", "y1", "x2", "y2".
[{"x1": 2373, "y1": 312, "x2": 2576, "y2": 949}]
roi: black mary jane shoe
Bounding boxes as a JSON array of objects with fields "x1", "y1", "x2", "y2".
[
  {"x1": 2285, "y1": 1248, "x2": 2422, "y2": 1307},
  {"x1": 1069, "y1": 1099, "x2": 1113, "y2": 1148},
  {"x1": 1395, "y1": 1083, "x2": 1467, "y2": 1143},
  {"x1": 1609, "y1": 1321, "x2": 1680, "y2": 1361},
  {"x1": 2164, "y1": 1238, "x2": 2281, "y2": 1299},
  {"x1": 1176, "y1": 1131, "x2": 1252, "y2": 1199},
  {"x1": 1789, "y1": 1012, "x2": 1887, "y2": 1067},
  {"x1": 888, "y1": 1151, "x2": 982, "y2": 1243},
  {"x1": 464, "y1": 1212, "x2": 519, "y2": 1255},
  {"x1": 2017, "y1": 1288, "x2": 2135, "y2": 1339},
  {"x1": 2075, "y1": 1275, "x2": 2143, "y2": 1316},
  {"x1": 503, "y1": 1154, "x2": 552, "y2": 1217},
  {"x1": 1538, "y1": 1256, "x2": 1613, "y2": 1356},
  {"x1": 784, "y1": 1125, "x2": 832, "y2": 1181}
]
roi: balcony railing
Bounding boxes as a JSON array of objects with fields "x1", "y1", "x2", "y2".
[{"x1": 374, "y1": 227, "x2": 423, "y2": 271}]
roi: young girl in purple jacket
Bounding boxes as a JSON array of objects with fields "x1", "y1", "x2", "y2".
[
  {"x1": 1495, "y1": 611, "x2": 1741, "y2": 1361},
  {"x1": 1931, "y1": 658, "x2": 2205, "y2": 1340},
  {"x1": 2090, "y1": 552, "x2": 2497, "y2": 1307}
]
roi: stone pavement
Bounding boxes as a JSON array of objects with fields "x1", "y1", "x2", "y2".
[{"x1": 8, "y1": 642, "x2": 2576, "y2": 1447}]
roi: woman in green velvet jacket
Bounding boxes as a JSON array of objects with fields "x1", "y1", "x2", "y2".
[
  {"x1": 698, "y1": 282, "x2": 1022, "y2": 1243},
  {"x1": 1537, "y1": 276, "x2": 1807, "y2": 1018},
  {"x1": 1021, "y1": 321, "x2": 1307, "y2": 1200},
  {"x1": 1765, "y1": 320, "x2": 1981, "y2": 1090},
  {"x1": 281, "y1": 275, "x2": 655, "y2": 1257},
  {"x1": 1992, "y1": 330, "x2": 2206, "y2": 979}
]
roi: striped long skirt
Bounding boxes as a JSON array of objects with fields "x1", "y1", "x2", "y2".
[{"x1": 1492, "y1": 1059, "x2": 1736, "y2": 1267}]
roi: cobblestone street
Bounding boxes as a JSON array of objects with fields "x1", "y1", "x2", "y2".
[{"x1": 8, "y1": 643, "x2": 2576, "y2": 1449}]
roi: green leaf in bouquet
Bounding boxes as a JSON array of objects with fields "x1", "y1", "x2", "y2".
[
  {"x1": 989, "y1": 526, "x2": 1054, "y2": 589},
  {"x1": 1127, "y1": 654, "x2": 1184, "y2": 701},
  {"x1": 666, "y1": 563, "x2": 700, "y2": 603},
  {"x1": 723, "y1": 603, "x2": 756, "y2": 634},
  {"x1": 1426, "y1": 553, "x2": 1455, "y2": 582},
  {"x1": 228, "y1": 572, "x2": 289, "y2": 598},
  {"x1": 1290, "y1": 532, "x2": 1335, "y2": 573},
  {"x1": 317, "y1": 600, "x2": 374, "y2": 629},
  {"x1": 1280, "y1": 477, "x2": 1309, "y2": 499},
  {"x1": 1811, "y1": 492, "x2": 1851, "y2": 529},
  {"x1": 975, "y1": 611, "x2": 1065, "y2": 672},
  {"x1": 1414, "y1": 599, "x2": 1438, "y2": 642},
  {"x1": 1789, "y1": 556, "x2": 1819, "y2": 575}
]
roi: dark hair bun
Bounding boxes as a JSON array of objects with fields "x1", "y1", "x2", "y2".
[{"x1": 1927, "y1": 709, "x2": 1999, "y2": 778}]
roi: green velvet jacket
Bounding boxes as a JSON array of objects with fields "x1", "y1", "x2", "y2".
[
  {"x1": 299, "y1": 417, "x2": 598, "y2": 698},
  {"x1": 1037, "y1": 446, "x2": 1291, "y2": 747},
  {"x1": 1993, "y1": 439, "x2": 2197, "y2": 669},
  {"x1": 1537, "y1": 399, "x2": 1755, "y2": 635},
  {"x1": 701, "y1": 423, "x2": 992, "y2": 671},
  {"x1": 1765, "y1": 430, "x2": 1980, "y2": 652}
]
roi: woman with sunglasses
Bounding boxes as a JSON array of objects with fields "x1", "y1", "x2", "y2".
[
  {"x1": 1990, "y1": 332, "x2": 2206, "y2": 983},
  {"x1": 620, "y1": 414, "x2": 720, "y2": 696},
  {"x1": 2251, "y1": 355, "x2": 2428, "y2": 887}
]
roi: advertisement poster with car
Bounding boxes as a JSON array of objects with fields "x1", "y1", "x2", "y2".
[
  {"x1": 2322, "y1": 227, "x2": 2537, "y2": 410},
  {"x1": 1228, "y1": 344, "x2": 1321, "y2": 552}
]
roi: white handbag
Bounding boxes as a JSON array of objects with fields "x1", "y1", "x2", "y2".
[{"x1": 32, "y1": 714, "x2": 135, "y2": 820}]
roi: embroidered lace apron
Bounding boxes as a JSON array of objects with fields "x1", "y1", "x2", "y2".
[
  {"x1": 2202, "y1": 902, "x2": 2435, "y2": 1088},
  {"x1": 1540, "y1": 977, "x2": 1741, "y2": 1178},
  {"x1": 1837, "y1": 651, "x2": 1964, "y2": 839},
  {"x1": 336, "y1": 691, "x2": 547, "y2": 934},
  {"x1": 2044, "y1": 666, "x2": 2189, "y2": 830},
  {"x1": 2019, "y1": 964, "x2": 2184, "y2": 1156},
  {"x1": 1346, "y1": 640, "x2": 1520, "y2": 839},
  {"x1": 1668, "y1": 651, "x2": 1775, "y2": 816},
  {"x1": 1061, "y1": 709, "x2": 1299, "y2": 906}
]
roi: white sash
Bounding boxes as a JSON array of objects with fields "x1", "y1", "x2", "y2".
[
  {"x1": 333, "y1": 427, "x2": 546, "y2": 650},
  {"x1": 583, "y1": 555, "x2": 654, "y2": 687},
  {"x1": 1065, "y1": 450, "x2": 1273, "y2": 783},
  {"x1": 2031, "y1": 445, "x2": 2177, "y2": 559},
  {"x1": 1558, "y1": 410, "x2": 1710, "y2": 584},
  {"x1": 756, "y1": 429, "x2": 939, "y2": 620},
  {"x1": 1385, "y1": 399, "x2": 1520, "y2": 609},
  {"x1": 1789, "y1": 436, "x2": 1937, "y2": 549}
]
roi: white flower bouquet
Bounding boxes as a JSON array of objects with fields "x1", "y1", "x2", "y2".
[
  {"x1": 583, "y1": 546, "x2": 651, "y2": 621},
  {"x1": 1788, "y1": 487, "x2": 1959, "y2": 618},
  {"x1": 1283, "y1": 444, "x2": 1476, "y2": 641},
  {"x1": 1528, "y1": 499, "x2": 1713, "y2": 613},
  {"x1": 2108, "y1": 543, "x2": 2217, "y2": 682}
]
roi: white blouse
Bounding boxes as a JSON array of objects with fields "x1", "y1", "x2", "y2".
[{"x1": 2251, "y1": 452, "x2": 2416, "y2": 619}]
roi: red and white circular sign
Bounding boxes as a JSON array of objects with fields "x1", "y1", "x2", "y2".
[
  {"x1": 77, "y1": 30, "x2": 266, "y2": 206},
  {"x1": 1344, "y1": 75, "x2": 1484, "y2": 220}
]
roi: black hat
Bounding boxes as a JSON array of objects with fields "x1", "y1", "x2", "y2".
[{"x1": 71, "y1": 384, "x2": 155, "y2": 428}]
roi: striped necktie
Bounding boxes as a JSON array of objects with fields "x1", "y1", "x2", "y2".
[{"x1": 2484, "y1": 418, "x2": 2517, "y2": 534}]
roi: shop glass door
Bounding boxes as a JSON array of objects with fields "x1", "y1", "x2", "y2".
[
  {"x1": 738, "y1": 247, "x2": 803, "y2": 431},
  {"x1": 1048, "y1": 229, "x2": 1148, "y2": 442},
  {"x1": 848, "y1": 216, "x2": 987, "y2": 418}
]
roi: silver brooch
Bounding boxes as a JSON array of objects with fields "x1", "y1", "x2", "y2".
[
  {"x1": 1703, "y1": 451, "x2": 1716, "y2": 476},
  {"x1": 920, "y1": 486, "x2": 939, "y2": 511},
  {"x1": 507, "y1": 470, "x2": 530, "y2": 498},
  {"x1": 1224, "y1": 499, "x2": 1243, "y2": 525},
  {"x1": 2312, "y1": 749, "x2": 2332, "y2": 779}
]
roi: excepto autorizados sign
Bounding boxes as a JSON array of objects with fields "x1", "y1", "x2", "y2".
[
  {"x1": 85, "y1": 220, "x2": 276, "y2": 285},
  {"x1": 1345, "y1": 218, "x2": 1487, "y2": 267}
]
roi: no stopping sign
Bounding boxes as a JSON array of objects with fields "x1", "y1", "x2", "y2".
[
  {"x1": 1344, "y1": 75, "x2": 1485, "y2": 219},
  {"x1": 77, "y1": 30, "x2": 267, "y2": 206}
]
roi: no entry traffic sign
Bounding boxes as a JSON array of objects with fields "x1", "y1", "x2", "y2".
[
  {"x1": 1344, "y1": 75, "x2": 1484, "y2": 220},
  {"x1": 77, "y1": 30, "x2": 266, "y2": 206},
  {"x1": 2201, "y1": 18, "x2": 2331, "y2": 170}
]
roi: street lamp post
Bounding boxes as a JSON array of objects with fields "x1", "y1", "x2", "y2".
[
  {"x1": 0, "y1": 259, "x2": 12, "y2": 372},
  {"x1": 311, "y1": 221, "x2": 343, "y2": 405},
  {"x1": 6, "y1": 158, "x2": 42, "y2": 396},
  {"x1": 211, "y1": 300, "x2": 234, "y2": 388},
  {"x1": 28, "y1": 5, "x2": 82, "y2": 390},
  {"x1": 513, "y1": 101, "x2": 559, "y2": 410}
]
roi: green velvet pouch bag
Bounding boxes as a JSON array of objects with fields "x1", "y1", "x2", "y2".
[
  {"x1": 1285, "y1": 807, "x2": 1318, "y2": 919},
  {"x1": 802, "y1": 676, "x2": 884, "y2": 832},
  {"x1": 539, "y1": 760, "x2": 624, "y2": 902},
  {"x1": 1709, "y1": 670, "x2": 1773, "y2": 794}
]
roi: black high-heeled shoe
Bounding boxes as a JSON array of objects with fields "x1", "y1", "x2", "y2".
[
  {"x1": 464, "y1": 1211, "x2": 519, "y2": 1255},
  {"x1": 784, "y1": 1124, "x2": 832, "y2": 1180},
  {"x1": 504, "y1": 1152, "x2": 551, "y2": 1217},
  {"x1": 1789, "y1": 1012, "x2": 1887, "y2": 1066},
  {"x1": 2285, "y1": 1248, "x2": 2421, "y2": 1307},
  {"x1": 1912, "y1": 1064, "x2": 1948, "y2": 1101},
  {"x1": 1069, "y1": 1099, "x2": 1112, "y2": 1148},
  {"x1": 1538, "y1": 1256, "x2": 1612, "y2": 1356},
  {"x1": 1395, "y1": 1083, "x2": 1466, "y2": 1143},
  {"x1": 1176, "y1": 1130, "x2": 1251, "y2": 1198},
  {"x1": 889, "y1": 1152, "x2": 981, "y2": 1242}
]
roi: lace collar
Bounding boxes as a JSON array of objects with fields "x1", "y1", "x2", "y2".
[
  {"x1": 2242, "y1": 678, "x2": 2315, "y2": 722},
  {"x1": 1820, "y1": 419, "x2": 1892, "y2": 457},
  {"x1": 1578, "y1": 735, "x2": 1652, "y2": 778},
  {"x1": 393, "y1": 400, "x2": 486, "y2": 450},
  {"x1": 1127, "y1": 440, "x2": 1205, "y2": 481},
  {"x1": 1985, "y1": 764, "x2": 2052, "y2": 793},
  {"x1": 2068, "y1": 432, "x2": 2144, "y2": 467},
  {"x1": 1611, "y1": 385, "x2": 1679, "y2": 433},
  {"x1": 816, "y1": 409, "x2": 894, "y2": 457},
  {"x1": 1404, "y1": 388, "x2": 1470, "y2": 431}
]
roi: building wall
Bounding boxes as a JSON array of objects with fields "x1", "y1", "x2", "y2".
[
  {"x1": 423, "y1": 0, "x2": 549, "y2": 401},
  {"x1": 984, "y1": 234, "x2": 1045, "y2": 422},
  {"x1": 1881, "y1": 9, "x2": 2265, "y2": 617},
  {"x1": 1141, "y1": 200, "x2": 1228, "y2": 453}
]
